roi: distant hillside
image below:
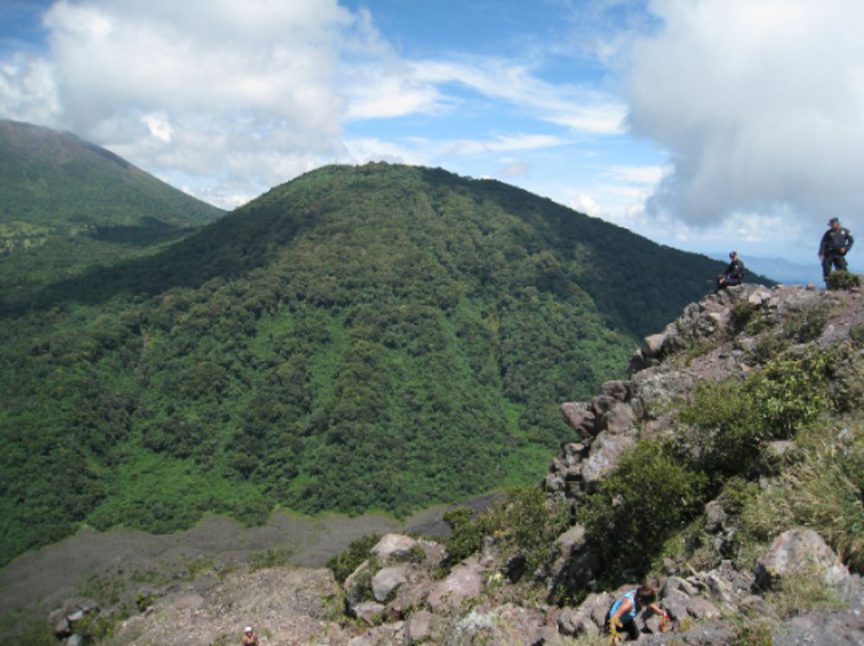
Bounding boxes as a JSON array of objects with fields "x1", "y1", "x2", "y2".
[
  {"x1": 0, "y1": 120, "x2": 223, "y2": 296},
  {"x1": 0, "y1": 163, "x2": 767, "y2": 565}
]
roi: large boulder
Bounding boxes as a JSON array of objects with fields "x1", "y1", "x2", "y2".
[
  {"x1": 580, "y1": 430, "x2": 637, "y2": 486},
  {"x1": 448, "y1": 603, "x2": 545, "y2": 645},
  {"x1": 754, "y1": 528, "x2": 849, "y2": 589},
  {"x1": 426, "y1": 558, "x2": 485, "y2": 612},
  {"x1": 371, "y1": 534, "x2": 419, "y2": 566},
  {"x1": 371, "y1": 565, "x2": 409, "y2": 603}
]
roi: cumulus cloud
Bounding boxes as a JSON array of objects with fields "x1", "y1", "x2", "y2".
[
  {"x1": 627, "y1": 0, "x2": 864, "y2": 228},
  {"x1": 0, "y1": 0, "x2": 356, "y2": 206},
  {"x1": 0, "y1": 1, "x2": 630, "y2": 209}
]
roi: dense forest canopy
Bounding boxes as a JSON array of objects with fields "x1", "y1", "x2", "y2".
[{"x1": 0, "y1": 159, "x2": 753, "y2": 566}]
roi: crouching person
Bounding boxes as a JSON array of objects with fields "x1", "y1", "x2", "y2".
[{"x1": 605, "y1": 584, "x2": 667, "y2": 642}]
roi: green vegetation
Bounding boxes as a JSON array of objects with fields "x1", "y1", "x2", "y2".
[
  {"x1": 0, "y1": 120, "x2": 223, "y2": 309},
  {"x1": 0, "y1": 162, "x2": 742, "y2": 565},
  {"x1": 578, "y1": 440, "x2": 709, "y2": 582},
  {"x1": 327, "y1": 534, "x2": 382, "y2": 583},
  {"x1": 573, "y1": 344, "x2": 848, "y2": 585},
  {"x1": 442, "y1": 488, "x2": 569, "y2": 577},
  {"x1": 825, "y1": 270, "x2": 860, "y2": 290}
]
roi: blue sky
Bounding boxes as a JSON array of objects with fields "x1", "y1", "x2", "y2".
[{"x1": 1, "y1": 1, "x2": 863, "y2": 267}]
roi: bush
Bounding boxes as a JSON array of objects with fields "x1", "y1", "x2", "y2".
[
  {"x1": 739, "y1": 422, "x2": 864, "y2": 573},
  {"x1": 826, "y1": 270, "x2": 860, "y2": 290},
  {"x1": 680, "y1": 350, "x2": 830, "y2": 480},
  {"x1": 442, "y1": 507, "x2": 483, "y2": 566},
  {"x1": 441, "y1": 490, "x2": 569, "y2": 578},
  {"x1": 783, "y1": 307, "x2": 828, "y2": 343},
  {"x1": 578, "y1": 440, "x2": 709, "y2": 583},
  {"x1": 326, "y1": 534, "x2": 381, "y2": 583}
]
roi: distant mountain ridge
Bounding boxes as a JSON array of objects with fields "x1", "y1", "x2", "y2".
[
  {"x1": 0, "y1": 119, "x2": 222, "y2": 230},
  {"x1": 0, "y1": 120, "x2": 224, "y2": 300}
]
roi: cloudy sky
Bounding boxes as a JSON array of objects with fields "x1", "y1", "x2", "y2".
[{"x1": 2, "y1": 0, "x2": 863, "y2": 264}]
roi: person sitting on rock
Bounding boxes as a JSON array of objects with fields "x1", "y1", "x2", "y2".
[
  {"x1": 605, "y1": 584, "x2": 667, "y2": 642},
  {"x1": 819, "y1": 217, "x2": 854, "y2": 283},
  {"x1": 242, "y1": 626, "x2": 260, "y2": 646},
  {"x1": 715, "y1": 250, "x2": 745, "y2": 292}
]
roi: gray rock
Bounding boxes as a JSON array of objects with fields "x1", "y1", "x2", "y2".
[
  {"x1": 66, "y1": 610, "x2": 85, "y2": 623},
  {"x1": 54, "y1": 617, "x2": 71, "y2": 637},
  {"x1": 739, "y1": 594, "x2": 777, "y2": 618},
  {"x1": 754, "y1": 528, "x2": 849, "y2": 589},
  {"x1": 581, "y1": 430, "x2": 637, "y2": 486},
  {"x1": 555, "y1": 524, "x2": 586, "y2": 556},
  {"x1": 371, "y1": 534, "x2": 419, "y2": 565},
  {"x1": 404, "y1": 610, "x2": 435, "y2": 644},
  {"x1": 347, "y1": 620, "x2": 404, "y2": 645},
  {"x1": 601, "y1": 380, "x2": 630, "y2": 402},
  {"x1": 352, "y1": 601, "x2": 387, "y2": 626},
  {"x1": 684, "y1": 596, "x2": 721, "y2": 620},
  {"x1": 559, "y1": 402, "x2": 597, "y2": 436},
  {"x1": 704, "y1": 572, "x2": 734, "y2": 605},
  {"x1": 661, "y1": 576, "x2": 698, "y2": 598},
  {"x1": 557, "y1": 606, "x2": 599, "y2": 636},
  {"x1": 450, "y1": 603, "x2": 545, "y2": 646},
  {"x1": 65, "y1": 636, "x2": 83, "y2": 646},
  {"x1": 703, "y1": 500, "x2": 727, "y2": 534},
  {"x1": 345, "y1": 559, "x2": 375, "y2": 605},
  {"x1": 426, "y1": 558, "x2": 485, "y2": 612},
  {"x1": 371, "y1": 565, "x2": 409, "y2": 603},
  {"x1": 388, "y1": 574, "x2": 433, "y2": 617},
  {"x1": 643, "y1": 333, "x2": 667, "y2": 358},
  {"x1": 602, "y1": 402, "x2": 636, "y2": 436}
]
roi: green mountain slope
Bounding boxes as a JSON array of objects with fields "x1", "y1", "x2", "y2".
[
  {"x1": 0, "y1": 162, "x2": 758, "y2": 565},
  {"x1": 0, "y1": 119, "x2": 223, "y2": 297}
]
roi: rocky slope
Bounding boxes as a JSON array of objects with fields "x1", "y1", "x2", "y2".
[{"x1": 45, "y1": 283, "x2": 864, "y2": 644}]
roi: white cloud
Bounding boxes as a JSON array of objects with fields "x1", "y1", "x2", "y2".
[
  {"x1": 414, "y1": 59, "x2": 626, "y2": 135},
  {"x1": 0, "y1": 55, "x2": 60, "y2": 124},
  {"x1": 498, "y1": 160, "x2": 530, "y2": 178},
  {"x1": 626, "y1": 0, "x2": 864, "y2": 230}
]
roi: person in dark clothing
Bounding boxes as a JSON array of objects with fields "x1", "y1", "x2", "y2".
[
  {"x1": 715, "y1": 250, "x2": 745, "y2": 292},
  {"x1": 819, "y1": 217, "x2": 854, "y2": 282}
]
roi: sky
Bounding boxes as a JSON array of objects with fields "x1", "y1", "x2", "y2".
[{"x1": 1, "y1": 0, "x2": 863, "y2": 265}]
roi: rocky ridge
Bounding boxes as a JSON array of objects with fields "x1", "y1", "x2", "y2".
[{"x1": 52, "y1": 284, "x2": 864, "y2": 644}]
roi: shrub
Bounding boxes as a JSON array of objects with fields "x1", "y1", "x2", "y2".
[
  {"x1": 680, "y1": 350, "x2": 830, "y2": 480},
  {"x1": 578, "y1": 440, "x2": 709, "y2": 583},
  {"x1": 442, "y1": 507, "x2": 483, "y2": 566},
  {"x1": 441, "y1": 490, "x2": 569, "y2": 578},
  {"x1": 826, "y1": 270, "x2": 860, "y2": 290},
  {"x1": 326, "y1": 534, "x2": 381, "y2": 583},
  {"x1": 731, "y1": 301, "x2": 763, "y2": 335},
  {"x1": 479, "y1": 488, "x2": 570, "y2": 577},
  {"x1": 738, "y1": 422, "x2": 864, "y2": 573},
  {"x1": 783, "y1": 307, "x2": 828, "y2": 343}
]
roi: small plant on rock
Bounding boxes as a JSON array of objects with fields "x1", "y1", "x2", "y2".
[{"x1": 327, "y1": 534, "x2": 381, "y2": 583}]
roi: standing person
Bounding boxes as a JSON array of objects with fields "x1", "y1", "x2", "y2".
[
  {"x1": 605, "y1": 584, "x2": 668, "y2": 642},
  {"x1": 715, "y1": 250, "x2": 745, "y2": 292},
  {"x1": 819, "y1": 218, "x2": 854, "y2": 282},
  {"x1": 242, "y1": 626, "x2": 260, "y2": 646}
]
